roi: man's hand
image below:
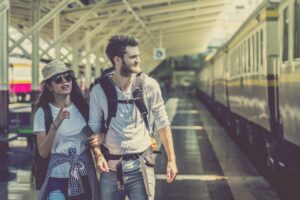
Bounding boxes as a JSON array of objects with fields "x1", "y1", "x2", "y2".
[
  {"x1": 166, "y1": 161, "x2": 177, "y2": 183},
  {"x1": 95, "y1": 155, "x2": 109, "y2": 172}
]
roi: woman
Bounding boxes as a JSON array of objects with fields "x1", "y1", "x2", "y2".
[{"x1": 33, "y1": 60, "x2": 100, "y2": 200}]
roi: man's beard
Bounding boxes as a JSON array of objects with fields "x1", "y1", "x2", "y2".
[{"x1": 120, "y1": 60, "x2": 140, "y2": 77}]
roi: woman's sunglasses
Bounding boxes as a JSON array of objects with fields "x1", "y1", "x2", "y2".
[{"x1": 51, "y1": 72, "x2": 73, "y2": 84}]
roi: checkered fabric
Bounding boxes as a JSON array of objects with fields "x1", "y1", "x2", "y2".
[{"x1": 38, "y1": 148, "x2": 100, "y2": 200}]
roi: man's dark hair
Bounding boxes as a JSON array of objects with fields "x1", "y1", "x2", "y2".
[{"x1": 105, "y1": 35, "x2": 139, "y2": 66}]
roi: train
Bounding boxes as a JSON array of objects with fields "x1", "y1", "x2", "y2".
[
  {"x1": 195, "y1": 0, "x2": 300, "y2": 175},
  {"x1": 8, "y1": 57, "x2": 45, "y2": 103},
  {"x1": 8, "y1": 57, "x2": 98, "y2": 103}
]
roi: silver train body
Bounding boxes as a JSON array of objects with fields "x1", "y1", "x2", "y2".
[{"x1": 196, "y1": 0, "x2": 300, "y2": 175}]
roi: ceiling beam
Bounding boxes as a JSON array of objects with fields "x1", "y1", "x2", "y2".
[
  {"x1": 9, "y1": 0, "x2": 73, "y2": 53},
  {"x1": 147, "y1": 8, "x2": 223, "y2": 24},
  {"x1": 149, "y1": 18, "x2": 215, "y2": 31},
  {"x1": 41, "y1": 0, "x2": 109, "y2": 58},
  {"x1": 138, "y1": 0, "x2": 226, "y2": 17},
  {"x1": 62, "y1": 0, "x2": 170, "y2": 17},
  {"x1": 122, "y1": 0, "x2": 156, "y2": 45}
]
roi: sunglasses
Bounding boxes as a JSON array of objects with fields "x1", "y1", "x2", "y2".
[{"x1": 51, "y1": 72, "x2": 73, "y2": 84}]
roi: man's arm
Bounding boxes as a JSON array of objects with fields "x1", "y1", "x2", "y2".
[
  {"x1": 88, "y1": 84, "x2": 109, "y2": 172},
  {"x1": 158, "y1": 126, "x2": 178, "y2": 183},
  {"x1": 89, "y1": 132, "x2": 109, "y2": 172}
]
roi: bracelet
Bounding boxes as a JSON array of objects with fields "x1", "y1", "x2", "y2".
[
  {"x1": 95, "y1": 154, "x2": 104, "y2": 159},
  {"x1": 51, "y1": 123, "x2": 58, "y2": 130}
]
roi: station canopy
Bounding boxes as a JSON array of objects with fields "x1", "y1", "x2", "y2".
[{"x1": 7, "y1": 0, "x2": 259, "y2": 72}]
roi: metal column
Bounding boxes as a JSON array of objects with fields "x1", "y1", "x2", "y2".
[
  {"x1": 31, "y1": 0, "x2": 40, "y2": 102},
  {"x1": 72, "y1": 33, "x2": 80, "y2": 78},
  {"x1": 0, "y1": 0, "x2": 9, "y2": 182},
  {"x1": 0, "y1": 0, "x2": 9, "y2": 137},
  {"x1": 85, "y1": 34, "x2": 91, "y2": 93},
  {"x1": 54, "y1": 14, "x2": 61, "y2": 60}
]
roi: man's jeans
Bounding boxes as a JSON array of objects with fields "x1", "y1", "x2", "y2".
[{"x1": 100, "y1": 167, "x2": 155, "y2": 200}]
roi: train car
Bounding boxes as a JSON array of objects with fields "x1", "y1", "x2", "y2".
[
  {"x1": 9, "y1": 57, "x2": 45, "y2": 103},
  {"x1": 225, "y1": 0, "x2": 279, "y2": 141},
  {"x1": 274, "y1": 0, "x2": 300, "y2": 174},
  {"x1": 196, "y1": 57, "x2": 214, "y2": 106},
  {"x1": 211, "y1": 49, "x2": 229, "y2": 119},
  {"x1": 196, "y1": 0, "x2": 300, "y2": 175},
  {"x1": 197, "y1": 0, "x2": 300, "y2": 175}
]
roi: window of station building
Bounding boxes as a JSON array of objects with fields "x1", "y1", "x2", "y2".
[
  {"x1": 283, "y1": 7, "x2": 289, "y2": 62},
  {"x1": 294, "y1": 1, "x2": 300, "y2": 59}
]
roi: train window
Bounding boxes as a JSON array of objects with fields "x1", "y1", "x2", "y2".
[
  {"x1": 248, "y1": 38, "x2": 251, "y2": 72},
  {"x1": 260, "y1": 30, "x2": 263, "y2": 67},
  {"x1": 256, "y1": 32, "x2": 259, "y2": 72},
  {"x1": 294, "y1": 1, "x2": 300, "y2": 59},
  {"x1": 239, "y1": 46, "x2": 242, "y2": 75},
  {"x1": 244, "y1": 41, "x2": 247, "y2": 73},
  {"x1": 282, "y1": 7, "x2": 289, "y2": 62},
  {"x1": 252, "y1": 35, "x2": 255, "y2": 72}
]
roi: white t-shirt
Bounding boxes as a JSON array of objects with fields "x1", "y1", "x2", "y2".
[
  {"x1": 89, "y1": 74, "x2": 170, "y2": 171},
  {"x1": 33, "y1": 103, "x2": 88, "y2": 178}
]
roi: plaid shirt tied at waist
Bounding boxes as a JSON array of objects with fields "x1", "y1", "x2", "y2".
[{"x1": 38, "y1": 147, "x2": 100, "y2": 200}]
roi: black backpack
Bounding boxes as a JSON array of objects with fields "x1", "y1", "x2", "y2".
[
  {"x1": 93, "y1": 71, "x2": 150, "y2": 133},
  {"x1": 32, "y1": 103, "x2": 88, "y2": 189},
  {"x1": 92, "y1": 71, "x2": 162, "y2": 155},
  {"x1": 32, "y1": 104, "x2": 52, "y2": 190},
  {"x1": 93, "y1": 72, "x2": 150, "y2": 134}
]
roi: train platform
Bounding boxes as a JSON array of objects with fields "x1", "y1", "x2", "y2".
[{"x1": 0, "y1": 93, "x2": 280, "y2": 200}]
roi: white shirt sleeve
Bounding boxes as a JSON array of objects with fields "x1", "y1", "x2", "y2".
[
  {"x1": 33, "y1": 107, "x2": 46, "y2": 134},
  {"x1": 146, "y1": 77, "x2": 170, "y2": 130},
  {"x1": 88, "y1": 84, "x2": 105, "y2": 133}
]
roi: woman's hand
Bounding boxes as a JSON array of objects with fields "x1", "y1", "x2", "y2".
[
  {"x1": 53, "y1": 107, "x2": 70, "y2": 128},
  {"x1": 89, "y1": 134, "x2": 104, "y2": 147}
]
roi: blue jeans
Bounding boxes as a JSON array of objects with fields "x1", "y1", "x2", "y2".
[
  {"x1": 100, "y1": 167, "x2": 155, "y2": 200},
  {"x1": 46, "y1": 177, "x2": 91, "y2": 200}
]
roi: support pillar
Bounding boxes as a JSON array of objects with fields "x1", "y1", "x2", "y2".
[
  {"x1": 0, "y1": 0, "x2": 9, "y2": 137},
  {"x1": 72, "y1": 32, "x2": 80, "y2": 78},
  {"x1": 0, "y1": 0, "x2": 10, "y2": 183},
  {"x1": 85, "y1": 34, "x2": 91, "y2": 92},
  {"x1": 54, "y1": 14, "x2": 61, "y2": 60},
  {"x1": 31, "y1": 0, "x2": 40, "y2": 103}
]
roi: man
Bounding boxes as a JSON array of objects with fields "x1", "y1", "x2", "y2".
[{"x1": 88, "y1": 35, "x2": 177, "y2": 200}]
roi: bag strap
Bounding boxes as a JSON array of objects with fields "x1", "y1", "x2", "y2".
[
  {"x1": 98, "y1": 72, "x2": 150, "y2": 133},
  {"x1": 99, "y1": 76, "x2": 118, "y2": 133},
  {"x1": 42, "y1": 103, "x2": 53, "y2": 135},
  {"x1": 132, "y1": 73, "x2": 150, "y2": 132}
]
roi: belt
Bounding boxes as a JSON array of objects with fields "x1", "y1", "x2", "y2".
[
  {"x1": 106, "y1": 152, "x2": 142, "y2": 161},
  {"x1": 103, "y1": 151, "x2": 144, "y2": 190}
]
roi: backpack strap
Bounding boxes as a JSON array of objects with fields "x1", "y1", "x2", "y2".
[
  {"x1": 42, "y1": 103, "x2": 53, "y2": 134},
  {"x1": 33, "y1": 104, "x2": 52, "y2": 189},
  {"x1": 99, "y1": 76, "x2": 118, "y2": 133},
  {"x1": 132, "y1": 73, "x2": 150, "y2": 132},
  {"x1": 98, "y1": 72, "x2": 150, "y2": 133}
]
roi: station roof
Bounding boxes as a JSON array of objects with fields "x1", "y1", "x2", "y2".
[{"x1": 7, "y1": 0, "x2": 253, "y2": 72}]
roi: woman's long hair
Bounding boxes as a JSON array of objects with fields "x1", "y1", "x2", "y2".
[{"x1": 33, "y1": 76, "x2": 89, "y2": 121}]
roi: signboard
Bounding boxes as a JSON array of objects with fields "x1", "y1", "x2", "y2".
[{"x1": 153, "y1": 48, "x2": 166, "y2": 60}]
